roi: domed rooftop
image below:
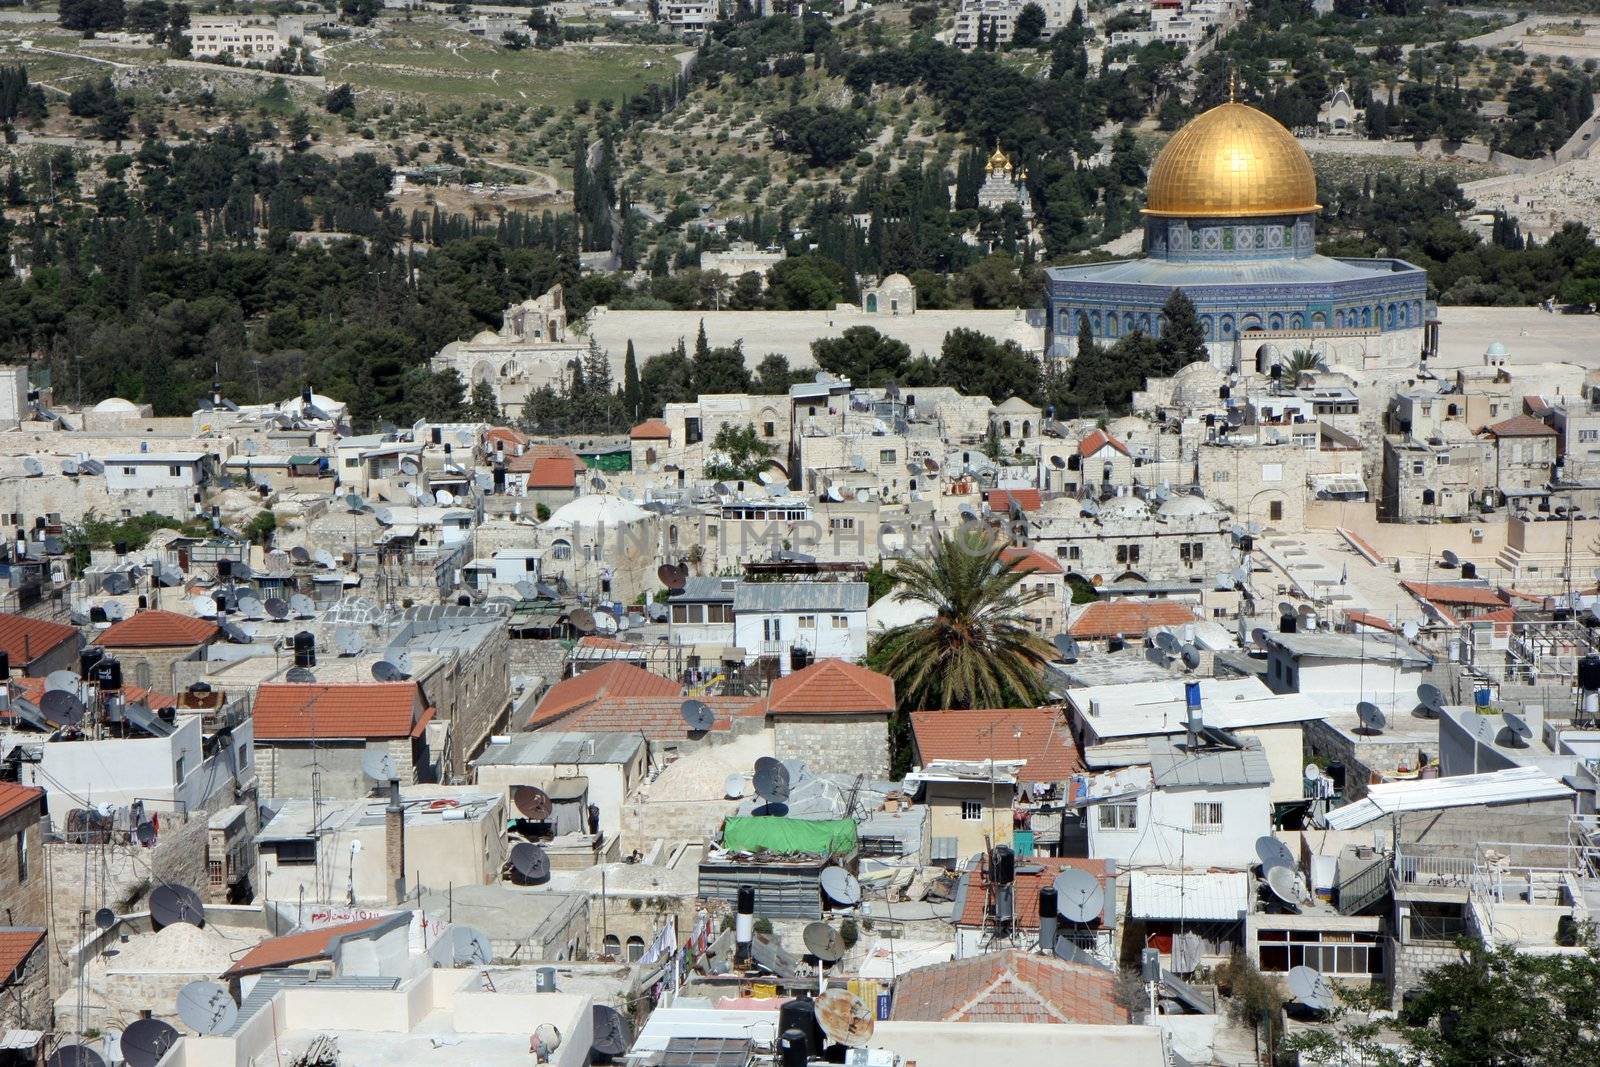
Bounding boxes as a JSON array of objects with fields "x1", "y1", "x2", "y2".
[
  {"x1": 1144, "y1": 102, "x2": 1320, "y2": 219},
  {"x1": 93, "y1": 397, "x2": 139, "y2": 413},
  {"x1": 1170, "y1": 361, "x2": 1225, "y2": 406},
  {"x1": 1158, "y1": 493, "x2": 1217, "y2": 518},
  {"x1": 1099, "y1": 495, "x2": 1151, "y2": 521},
  {"x1": 879, "y1": 273, "x2": 913, "y2": 290},
  {"x1": 1486, "y1": 341, "x2": 1507, "y2": 357},
  {"x1": 472, "y1": 329, "x2": 500, "y2": 344},
  {"x1": 544, "y1": 494, "x2": 652, "y2": 529}
]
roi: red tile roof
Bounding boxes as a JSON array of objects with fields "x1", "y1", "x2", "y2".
[
  {"x1": 888, "y1": 949, "x2": 1127, "y2": 1025},
  {"x1": 1344, "y1": 611, "x2": 1398, "y2": 634},
  {"x1": 1069, "y1": 600, "x2": 1198, "y2": 639},
  {"x1": 911, "y1": 708, "x2": 1080, "y2": 783},
  {"x1": 1401, "y1": 581, "x2": 1508, "y2": 608},
  {"x1": 987, "y1": 489, "x2": 1042, "y2": 513},
  {"x1": 528, "y1": 662, "x2": 682, "y2": 728},
  {"x1": 485, "y1": 427, "x2": 529, "y2": 448},
  {"x1": 96, "y1": 610, "x2": 220, "y2": 649},
  {"x1": 525, "y1": 456, "x2": 580, "y2": 490},
  {"x1": 766, "y1": 659, "x2": 893, "y2": 717},
  {"x1": 0, "y1": 614, "x2": 77, "y2": 666},
  {"x1": 1484, "y1": 414, "x2": 1556, "y2": 438},
  {"x1": 546, "y1": 695, "x2": 762, "y2": 739},
  {"x1": 0, "y1": 782, "x2": 44, "y2": 822},
  {"x1": 630, "y1": 419, "x2": 671, "y2": 441},
  {"x1": 957, "y1": 856, "x2": 1115, "y2": 931},
  {"x1": 0, "y1": 928, "x2": 46, "y2": 981},
  {"x1": 1078, "y1": 429, "x2": 1130, "y2": 459},
  {"x1": 221, "y1": 916, "x2": 396, "y2": 978},
  {"x1": 253, "y1": 682, "x2": 432, "y2": 740},
  {"x1": 505, "y1": 444, "x2": 585, "y2": 477},
  {"x1": 1000, "y1": 547, "x2": 1064, "y2": 576}
]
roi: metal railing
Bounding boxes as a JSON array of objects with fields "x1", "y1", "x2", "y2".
[{"x1": 1395, "y1": 850, "x2": 1474, "y2": 888}]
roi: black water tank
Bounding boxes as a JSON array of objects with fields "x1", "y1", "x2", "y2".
[
  {"x1": 79, "y1": 648, "x2": 104, "y2": 678},
  {"x1": 1038, "y1": 884, "x2": 1058, "y2": 919},
  {"x1": 992, "y1": 844, "x2": 1016, "y2": 885},
  {"x1": 1461, "y1": 561, "x2": 1477, "y2": 579},
  {"x1": 779, "y1": 1030, "x2": 808, "y2": 1067},
  {"x1": 790, "y1": 646, "x2": 812, "y2": 672},
  {"x1": 114, "y1": 541, "x2": 128, "y2": 556},
  {"x1": 293, "y1": 631, "x2": 316, "y2": 668},
  {"x1": 1580, "y1": 655, "x2": 1600, "y2": 693},
  {"x1": 217, "y1": 559, "x2": 233, "y2": 578},
  {"x1": 0, "y1": 651, "x2": 9, "y2": 678},
  {"x1": 778, "y1": 999, "x2": 824, "y2": 1060},
  {"x1": 94, "y1": 659, "x2": 123, "y2": 691},
  {"x1": 1326, "y1": 761, "x2": 1347, "y2": 793},
  {"x1": 1279, "y1": 615, "x2": 1297, "y2": 633}
]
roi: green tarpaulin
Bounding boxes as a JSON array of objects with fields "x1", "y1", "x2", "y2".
[{"x1": 721, "y1": 817, "x2": 857, "y2": 856}]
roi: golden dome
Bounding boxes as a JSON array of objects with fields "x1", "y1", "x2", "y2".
[
  {"x1": 987, "y1": 145, "x2": 1011, "y2": 173},
  {"x1": 1143, "y1": 102, "x2": 1320, "y2": 219}
]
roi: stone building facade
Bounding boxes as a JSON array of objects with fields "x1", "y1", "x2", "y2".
[{"x1": 1380, "y1": 429, "x2": 1494, "y2": 522}]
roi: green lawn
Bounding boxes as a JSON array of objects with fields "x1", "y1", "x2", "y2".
[{"x1": 322, "y1": 27, "x2": 679, "y2": 107}]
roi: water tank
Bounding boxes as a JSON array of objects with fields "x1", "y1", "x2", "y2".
[
  {"x1": 1279, "y1": 615, "x2": 1297, "y2": 634},
  {"x1": 991, "y1": 845, "x2": 1015, "y2": 885},
  {"x1": 534, "y1": 966, "x2": 557, "y2": 992},
  {"x1": 293, "y1": 631, "x2": 316, "y2": 669},
  {"x1": 1460, "y1": 561, "x2": 1477, "y2": 579},
  {"x1": 1580, "y1": 655, "x2": 1600, "y2": 693},
  {"x1": 79, "y1": 648, "x2": 104, "y2": 679},
  {"x1": 778, "y1": 999, "x2": 823, "y2": 1059},
  {"x1": 93, "y1": 659, "x2": 123, "y2": 692},
  {"x1": 779, "y1": 1029, "x2": 809, "y2": 1067},
  {"x1": 790, "y1": 646, "x2": 812, "y2": 672},
  {"x1": 0, "y1": 651, "x2": 9, "y2": 678}
]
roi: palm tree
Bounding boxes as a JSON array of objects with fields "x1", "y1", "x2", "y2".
[{"x1": 875, "y1": 530, "x2": 1057, "y2": 710}]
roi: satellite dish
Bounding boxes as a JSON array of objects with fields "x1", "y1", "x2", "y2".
[
  {"x1": 752, "y1": 756, "x2": 791, "y2": 803},
  {"x1": 149, "y1": 883, "x2": 205, "y2": 928},
  {"x1": 1304, "y1": 763, "x2": 1322, "y2": 783},
  {"x1": 1155, "y1": 630, "x2": 1181, "y2": 653},
  {"x1": 449, "y1": 924, "x2": 493, "y2": 967},
  {"x1": 803, "y1": 921, "x2": 846, "y2": 962},
  {"x1": 399, "y1": 455, "x2": 420, "y2": 475},
  {"x1": 515, "y1": 580, "x2": 537, "y2": 601},
  {"x1": 176, "y1": 980, "x2": 238, "y2": 1036},
  {"x1": 371, "y1": 659, "x2": 408, "y2": 682},
  {"x1": 1356, "y1": 701, "x2": 1387, "y2": 735},
  {"x1": 1287, "y1": 965, "x2": 1335, "y2": 1011},
  {"x1": 512, "y1": 785, "x2": 553, "y2": 821},
  {"x1": 1251, "y1": 627, "x2": 1269, "y2": 648},
  {"x1": 192, "y1": 595, "x2": 219, "y2": 618},
  {"x1": 289, "y1": 546, "x2": 311, "y2": 565},
  {"x1": 1501, "y1": 710, "x2": 1532, "y2": 747},
  {"x1": 1182, "y1": 647, "x2": 1201, "y2": 670},
  {"x1": 289, "y1": 594, "x2": 315, "y2": 618},
  {"x1": 1440, "y1": 549, "x2": 1460, "y2": 568},
  {"x1": 590, "y1": 1005, "x2": 631, "y2": 1059},
  {"x1": 1050, "y1": 454, "x2": 1066, "y2": 469},
  {"x1": 1052, "y1": 633, "x2": 1078, "y2": 663},
  {"x1": 22, "y1": 456, "x2": 42, "y2": 476},
  {"x1": 532, "y1": 1024, "x2": 561, "y2": 1060},
  {"x1": 819, "y1": 865, "x2": 862, "y2": 906},
  {"x1": 286, "y1": 667, "x2": 317, "y2": 683},
  {"x1": 680, "y1": 699, "x2": 715, "y2": 732},
  {"x1": 238, "y1": 597, "x2": 266, "y2": 621},
  {"x1": 264, "y1": 597, "x2": 289, "y2": 620},
  {"x1": 656, "y1": 563, "x2": 687, "y2": 590},
  {"x1": 121, "y1": 1019, "x2": 179, "y2": 1067},
  {"x1": 815, "y1": 989, "x2": 875, "y2": 1048},
  {"x1": 94, "y1": 907, "x2": 117, "y2": 931},
  {"x1": 722, "y1": 773, "x2": 743, "y2": 799},
  {"x1": 1402, "y1": 620, "x2": 1420, "y2": 641},
  {"x1": 47, "y1": 669, "x2": 78, "y2": 692},
  {"x1": 335, "y1": 627, "x2": 365, "y2": 656},
  {"x1": 536, "y1": 582, "x2": 560, "y2": 600},
  {"x1": 103, "y1": 572, "x2": 131, "y2": 596},
  {"x1": 362, "y1": 749, "x2": 398, "y2": 782},
  {"x1": 569, "y1": 609, "x2": 595, "y2": 634},
  {"x1": 47, "y1": 1047, "x2": 105, "y2": 1067},
  {"x1": 1277, "y1": 600, "x2": 1295, "y2": 619},
  {"x1": 40, "y1": 689, "x2": 86, "y2": 727},
  {"x1": 474, "y1": 470, "x2": 494, "y2": 492},
  {"x1": 315, "y1": 548, "x2": 338, "y2": 569},
  {"x1": 1054, "y1": 868, "x2": 1104, "y2": 924},
  {"x1": 508, "y1": 842, "x2": 552, "y2": 884},
  {"x1": 1255, "y1": 835, "x2": 1296, "y2": 873},
  {"x1": 1264, "y1": 866, "x2": 1303, "y2": 912},
  {"x1": 435, "y1": 489, "x2": 455, "y2": 506},
  {"x1": 1417, "y1": 683, "x2": 1444, "y2": 713}
]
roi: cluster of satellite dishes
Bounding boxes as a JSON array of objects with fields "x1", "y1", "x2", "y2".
[
  {"x1": 1256, "y1": 836, "x2": 1312, "y2": 913},
  {"x1": 1148, "y1": 628, "x2": 1204, "y2": 672},
  {"x1": 60, "y1": 458, "x2": 108, "y2": 478},
  {"x1": 515, "y1": 579, "x2": 563, "y2": 602}
]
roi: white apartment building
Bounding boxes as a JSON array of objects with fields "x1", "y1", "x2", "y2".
[
  {"x1": 184, "y1": 16, "x2": 304, "y2": 60},
  {"x1": 662, "y1": 0, "x2": 717, "y2": 36},
  {"x1": 954, "y1": 0, "x2": 1083, "y2": 49}
]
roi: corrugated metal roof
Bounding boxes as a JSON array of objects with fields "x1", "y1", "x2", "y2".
[
  {"x1": 1149, "y1": 737, "x2": 1272, "y2": 788},
  {"x1": 676, "y1": 576, "x2": 737, "y2": 602},
  {"x1": 733, "y1": 581, "x2": 867, "y2": 613},
  {"x1": 1321, "y1": 767, "x2": 1574, "y2": 829},
  {"x1": 1129, "y1": 871, "x2": 1250, "y2": 921}
]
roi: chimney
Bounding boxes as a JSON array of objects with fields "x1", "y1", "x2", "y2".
[
  {"x1": 385, "y1": 778, "x2": 405, "y2": 904},
  {"x1": 735, "y1": 885, "x2": 755, "y2": 965}
]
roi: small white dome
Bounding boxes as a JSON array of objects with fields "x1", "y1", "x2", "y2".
[
  {"x1": 879, "y1": 273, "x2": 913, "y2": 290},
  {"x1": 472, "y1": 329, "x2": 501, "y2": 344},
  {"x1": 544, "y1": 494, "x2": 652, "y2": 529},
  {"x1": 95, "y1": 397, "x2": 139, "y2": 413},
  {"x1": 1486, "y1": 341, "x2": 1507, "y2": 357},
  {"x1": 1099, "y1": 495, "x2": 1151, "y2": 520},
  {"x1": 1159, "y1": 494, "x2": 1216, "y2": 518}
]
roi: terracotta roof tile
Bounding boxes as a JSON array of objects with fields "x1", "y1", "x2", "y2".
[
  {"x1": 1401, "y1": 581, "x2": 1507, "y2": 608},
  {"x1": 1069, "y1": 600, "x2": 1198, "y2": 639},
  {"x1": 1000, "y1": 547, "x2": 1064, "y2": 575},
  {"x1": 0, "y1": 782, "x2": 44, "y2": 822},
  {"x1": 525, "y1": 456, "x2": 580, "y2": 489},
  {"x1": 485, "y1": 427, "x2": 529, "y2": 448},
  {"x1": 957, "y1": 856, "x2": 1115, "y2": 930},
  {"x1": 527, "y1": 662, "x2": 682, "y2": 728},
  {"x1": 630, "y1": 419, "x2": 672, "y2": 440},
  {"x1": 253, "y1": 682, "x2": 430, "y2": 740},
  {"x1": 1078, "y1": 429, "x2": 1130, "y2": 459},
  {"x1": 0, "y1": 928, "x2": 46, "y2": 980},
  {"x1": 505, "y1": 445, "x2": 585, "y2": 477},
  {"x1": 0, "y1": 613, "x2": 78, "y2": 666},
  {"x1": 1344, "y1": 611, "x2": 1398, "y2": 634},
  {"x1": 766, "y1": 659, "x2": 893, "y2": 716},
  {"x1": 888, "y1": 949, "x2": 1127, "y2": 1025},
  {"x1": 96, "y1": 610, "x2": 220, "y2": 649},
  {"x1": 1484, "y1": 414, "x2": 1556, "y2": 438},
  {"x1": 911, "y1": 708, "x2": 1080, "y2": 783},
  {"x1": 987, "y1": 489, "x2": 1042, "y2": 513},
  {"x1": 221, "y1": 916, "x2": 397, "y2": 978}
]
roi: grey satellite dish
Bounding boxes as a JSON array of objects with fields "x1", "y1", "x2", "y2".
[
  {"x1": 819, "y1": 865, "x2": 862, "y2": 906},
  {"x1": 450, "y1": 924, "x2": 493, "y2": 967},
  {"x1": 375, "y1": 507, "x2": 395, "y2": 525},
  {"x1": 314, "y1": 548, "x2": 338, "y2": 569},
  {"x1": 508, "y1": 842, "x2": 551, "y2": 884},
  {"x1": 474, "y1": 470, "x2": 494, "y2": 492},
  {"x1": 1304, "y1": 763, "x2": 1322, "y2": 783},
  {"x1": 1155, "y1": 630, "x2": 1181, "y2": 653},
  {"x1": 1402, "y1": 620, "x2": 1420, "y2": 641},
  {"x1": 569, "y1": 609, "x2": 595, "y2": 634},
  {"x1": 82, "y1": 459, "x2": 105, "y2": 476},
  {"x1": 399, "y1": 455, "x2": 420, "y2": 475},
  {"x1": 1287, "y1": 965, "x2": 1335, "y2": 1011},
  {"x1": 532, "y1": 1023, "x2": 561, "y2": 1060},
  {"x1": 1417, "y1": 683, "x2": 1444, "y2": 712},
  {"x1": 286, "y1": 667, "x2": 317, "y2": 683},
  {"x1": 177, "y1": 981, "x2": 238, "y2": 1036},
  {"x1": 1355, "y1": 701, "x2": 1386, "y2": 735},
  {"x1": 536, "y1": 582, "x2": 559, "y2": 600},
  {"x1": 1255, "y1": 835, "x2": 1296, "y2": 872},
  {"x1": 371, "y1": 659, "x2": 408, "y2": 682},
  {"x1": 1251, "y1": 627, "x2": 1269, "y2": 648},
  {"x1": 515, "y1": 580, "x2": 537, "y2": 600},
  {"x1": 1264, "y1": 866, "x2": 1303, "y2": 912},
  {"x1": 46, "y1": 669, "x2": 77, "y2": 692},
  {"x1": 238, "y1": 597, "x2": 266, "y2": 621},
  {"x1": 722, "y1": 773, "x2": 743, "y2": 799},
  {"x1": 1053, "y1": 937, "x2": 1105, "y2": 968},
  {"x1": 289, "y1": 594, "x2": 315, "y2": 618},
  {"x1": 94, "y1": 907, "x2": 117, "y2": 931},
  {"x1": 1501, "y1": 710, "x2": 1532, "y2": 747},
  {"x1": 121, "y1": 1018, "x2": 179, "y2": 1067},
  {"x1": 512, "y1": 785, "x2": 553, "y2": 821},
  {"x1": 220, "y1": 621, "x2": 251, "y2": 644},
  {"x1": 63, "y1": 458, "x2": 80, "y2": 476},
  {"x1": 22, "y1": 456, "x2": 42, "y2": 476},
  {"x1": 232, "y1": 562, "x2": 255, "y2": 582},
  {"x1": 335, "y1": 627, "x2": 365, "y2": 656},
  {"x1": 752, "y1": 756, "x2": 791, "y2": 803},
  {"x1": 134, "y1": 821, "x2": 158, "y2": 847},
  {"x1": 264, "y1": 597, "x2": 289, "y2": 620},
  {"x1": 803, "y1": 921, "x2": 846, "y2": 962},
  {"x1": 435, "y1": 489, "x2": 455, "y2": 506},
  {"x1": 1182, "y1": 647, "x2": 1202, "y2": 670},
  {"x1": 290, "y1": 546, "x2": 311, "y2": 565},
  {"x1": 104, "y1": 602, "x2": 127, "y2": 622},
  {"x1": 361, "y1": 748, "x2": 398, "y2": 783},
  {"x1": 1052, "y1": 633, "x2": 1078, "y2": 663},
  {"x1": 1440, "y1": 549, "x2": 1460, "y2": 568},
  {"x1": 1054, "y1": 868, "x2": 1104, "y2": 923},
  {"x1": 192, "y1": 595, "x2": 218, "y2": 618},
  {"x1": 47, "y1": 1046, "x2": 105, "y2": 1067},
  {"x1": 103, "y1": 572, "x2": 131, "y2": 596},
  {"x1": 40, "y1": 690, "x2": 86, "y2": 727},
  {"x1": 680, "y1": 699, "x2": 715, "y2": 732},
  {"x1": 590, "y1": 1005, "x2": 632, "y2": 1058},
  {"x1": 156, "y1": 563, "x2": 184, "y2": 587},
  {"x1": 1277, "y1": 600, "x2": 1294, "y2": 619},
  {"x1": 149, "y1": 883, "x2": 205, "y2": 928}
]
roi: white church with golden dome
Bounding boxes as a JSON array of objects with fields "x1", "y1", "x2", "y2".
[{"x1": 1045, "y1": 100, "x2": 1431, "y2": 371}]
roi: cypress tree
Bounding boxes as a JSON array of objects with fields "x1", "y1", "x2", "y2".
[
  {"x1": 623, "y1": 339, "x2": 642, "y2": 421},
  {"x1": 1155, "y1": 288, "x2": 1207, "y2": 375}
]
